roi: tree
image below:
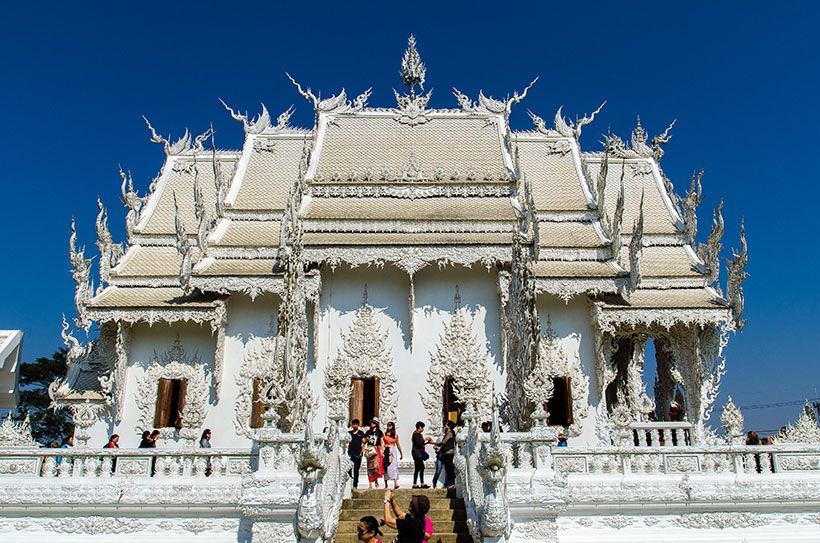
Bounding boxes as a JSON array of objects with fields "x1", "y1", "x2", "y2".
[{"x1": 17, "y1": 348, "x2": 74, "y2": 445}]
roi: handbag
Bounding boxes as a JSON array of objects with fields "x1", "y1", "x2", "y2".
[
  {"x1": 363, "y1": 444, "x2": 377, "y2": 460},
  {"x1": 421, "y1": 450, "x2": 430, "y2": 461}
]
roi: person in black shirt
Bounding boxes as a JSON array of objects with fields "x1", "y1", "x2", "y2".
[
  {"x1": 382, "y1": 489, "x2": 430, "y2": 543},
  {"x1": 347, "y1": 418, "x2": 365, "y2": 488},
  {"x1": 410, "y1": 421, "x2": 432, "y2": 488}
]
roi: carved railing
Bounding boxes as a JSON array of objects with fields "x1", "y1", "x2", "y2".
[
  {"x1": 0, "y1": 447, "x2": 258, "y2": 478},
  {"x1": 321, "y1": 422, "x2": 352, "y2": 543},
  {"x1": 550, "y1": 444, "x2": 820, "y2": 475},
  {"x1": 628, "y1": 421, "x2": 694, "y2": 447}
]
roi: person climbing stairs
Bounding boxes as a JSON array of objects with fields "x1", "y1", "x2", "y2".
[{"x1": 334, "y1": 487, "x2": 473, "y2": 543}]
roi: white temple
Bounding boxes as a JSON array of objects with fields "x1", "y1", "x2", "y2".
[{"x1": 1, "y1": 36, "x2": 819, "y2": 543}]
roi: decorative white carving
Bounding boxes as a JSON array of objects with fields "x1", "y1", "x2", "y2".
[
  {"x1": 172, "y1": 193, "x2": 194, "y2": 293},
  {"x1": 720, "y1": 396, "x2": 744, "y2": 445},
  {"x1": 698, "y1": 199, "x2": 724, "y2": 294},
  {"x1": 393, "y1": 35, "x2": 433, "y2": 126},
  {"x1": 682, "y1": 169, "x2": 704, "y2": 246},
  {"x1": 524, "y1": 318, "x2": 590, "y2": 436},
  {"x1": 95, "y1": 197, "x2": 123, "y2": 293},
  {"x1": 142, "y1": 117, "x2": 192, "y2": 156},
  {"x1": 533, "y1": 278, "x2": 625, "y2": 302},
  {"x1": 304, "y1": 246, "x2": 509, "y2": 272},
  {"x1": 725, "y1": 220, "x2": 748, "y2": 330},
  {"x1": 323, "y1": 294, "x2": 397, "y2": 422},
  {"x1": 780, "y1": 408, "x2": 820, "y2": 444},
  {"x1": 0, "y1": 416, "x2": 38, "y2": 447},
  {"x1": 554, "y1": 102, "x2": 606, "y2": 140},
  {"x1": 69, "y1": 218, "x2": 93, "y2": 331},
  {"x1": 422, "y1": 290, "x2": 493, "y2": 434},
  {"x1": 234, "y1": 320, "x2": 277, "y2": 439},
  {"x1": 135, "y1": 337, "x2": 210, "y2": 444}
]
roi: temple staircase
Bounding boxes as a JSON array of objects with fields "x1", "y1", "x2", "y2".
[{"x1": 334, "y1": 487, "x2": 473, "y2": 543}]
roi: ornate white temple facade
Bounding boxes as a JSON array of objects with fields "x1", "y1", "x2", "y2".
[{"x1": 1, "y1": 36, "x2": 819, "y2": 542}]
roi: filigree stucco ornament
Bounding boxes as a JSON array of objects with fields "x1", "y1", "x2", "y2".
[
  {"x1": 172, "y1": 192, "x2": 194, "y2": 294},
  {"x1": 296, "y1": 412, "x2": 326, "y2": 542},
  {"x1": 135, "y1": 337, "x2": 209, "y2": 444},
  {"x1": 455, "y1": 77, "x2": 538, "y2": 122},
  {"x1": 219, "y1": 99, "x2": 272, "y2": 134},
  {"x1": 0, "y1": 415, "x2": 38, "y2": 447},
  {"x1": 504, "y1": 236, "x2": 539, "y2": 430},
  {"x1": 698, "y1": 199, "x2": 724, "y2": 294},
  {"x1": 95, "y1": 197, "x2": 123, "y2": 293},
  {"x1": 780, "y1": 408, "x2": 820, "y2": 444},
  {"x1": 422, "y1": 289, "x2": 493, "y2": 434},
  {"x1": 324, "y1": 290, "x2": 397, "y2": 422},
  {"x1": 720, "y1": 396, "x2": 744, "y2": 445},
  {"x1": 628, "y1": 193, "x2": 645, "y2": 291},
  {"x1": 554, "y1": 102, "x2": 606, "y2": 140},
  {"x1": 118, "y1": 167, "x2": 142, "y2": 245},
  {"x1": 524, "y1": 318, "x2": 590, "y2": 436},
  {"x1": 682, "y1": 169, "x2": 704, "y2": 246},
  {"x1": 393, "y1": 34, "x2": 433, "y2": 126},
  {"x1": 479, "y1": 403, "x2": 512, "y2": 540},
  {"x1": 192, "y1": 164, "x2": 215, "y2": 254},
  {"x1": 724, "y1": 221, "x2": 748, "y2": 330},
  {"x1": 142, "y1": 116, "x2": 191, "y2": 155},
  {"x1": 69, "y1": 218, "x2": 93, "y2": 331},
  {"x1": 234, "y1": 322, "x2": 278, "y2": 439}
]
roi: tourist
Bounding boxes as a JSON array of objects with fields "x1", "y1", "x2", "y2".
[
  {"x1": 57, "y1": 435, "x2": 74, "y2": 465},
  {"x1": 138, "y1": 430, "x2": 152, "y2": 448},
  {"x1": 200, "y1": 429, "x2": 213, "y2": 476},
  {"x1": 348, "y1": 418, "x2": 365, "y2": 488},
  {"x1": 745, "y1": 431, "x2": 760, "y2": 445},
  {"x1": 432, "y1": 444, "x2": 448, "y2": 489},
  {"x1": 365, "y1": 418, "x2": 384, "y2": 489},
  {"x1": 411, "y1": 421, "x2": 432, "y2": 489},
  {"x1": 383, "y1": 421, "x2": 403, "y2": 489},
  {"x1": 557, "y1": 429, "x2": 568, "y2": 447},
  {"x1": 149, "y1": 429, "x2": 160, "y2": 446},
  {"x1": 668, "y1": 401, "x2": 684, "y2": 422},
  {"x1": 103, "y1": 434, "x2": 119, "y2": 473},
  {"x1": 356, "y1": 515, "x2": 383, "y2": 542},
  {"x1": 382, "y1": 489, "x2": 431, "y2": 543},
  {"x1": 439, "y1": 420, "x2": 457, "y2": 491}
]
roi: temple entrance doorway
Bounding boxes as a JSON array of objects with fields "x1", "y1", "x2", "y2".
[
  {"x1": 545, "y1": 376, "x2": 573, "y2": 427},
  {"x1": 442, "y1": 377, "x2": 466, "y2": 428},
  {"x1": 349, "y1": 377, "x2": 379, "y2": 426}
]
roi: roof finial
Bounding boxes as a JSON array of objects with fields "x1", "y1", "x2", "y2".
[
  {"x1": 401, "y1": 34, "x2": 426, "y2": 96},
  {"x1": 454, "y1": 285, "x2": 461, "y2": 309}
]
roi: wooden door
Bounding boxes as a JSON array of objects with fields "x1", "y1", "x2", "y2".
[
  {"x1": 154, "y1": 378, "x2": 172, "y2": 428},
  {"x1": 349, "y1": 378, "x2": 364, "y2": 425}
]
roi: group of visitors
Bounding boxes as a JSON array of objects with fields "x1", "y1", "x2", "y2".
[
  {"x1": 96, "y1": 428, "x2": 212, "y2": 449},
  {"x1": 348, "y1": 418, "x2": 457, "y2": 492},
  {"x1": 746, "y1": 426, "x2": 789, "y2": 446}
]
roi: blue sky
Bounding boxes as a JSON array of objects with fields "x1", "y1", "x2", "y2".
[{"x1": 1, "y1": 2, "x2": 817, "y2": 432}]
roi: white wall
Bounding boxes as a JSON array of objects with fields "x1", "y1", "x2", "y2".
[
  {"x1": 314, "y1": 264, "x2": 504, "y2": 437},
  {"x1": 90, "y1": 293, "x2": 280, "y2": 449}
]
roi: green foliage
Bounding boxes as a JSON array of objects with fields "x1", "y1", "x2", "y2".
[{"x1": 17, "y1": 348, "x2": 73, "y2": 446}]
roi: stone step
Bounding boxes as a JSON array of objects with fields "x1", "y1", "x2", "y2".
[
  {"x1": 334, "y1": 533, "x2": 472, "y2": 543},
  {"x1": 339, "y1": 508, "x2": 467, "y2": 521},
  {"x1": 342, "y1": 497, "x2": 464, "y2": 510},
  {"x1": 352, "y1": 487, "x2": 450, "y2": 499},
  {"x1": 337, "y1": 519, "x2": 468, "y2": 534}
]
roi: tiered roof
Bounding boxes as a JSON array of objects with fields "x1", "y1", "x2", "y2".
[{"x1": 77, "y1": 36, "x2": 742, "y2": 333}]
